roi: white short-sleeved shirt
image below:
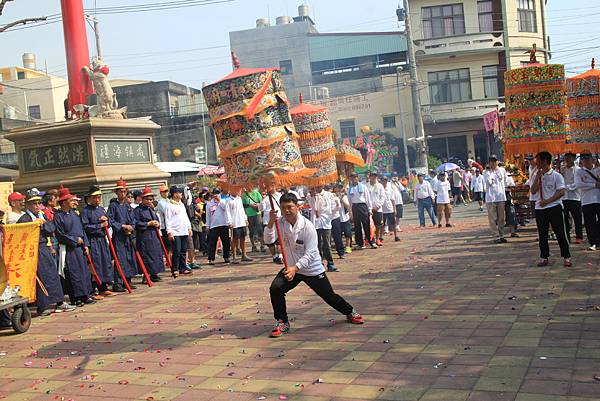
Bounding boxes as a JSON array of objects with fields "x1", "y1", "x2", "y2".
[
  {"x1": 434, "y1": 181, "x2": 451, "y2": 204},
  {"x1": 535, "y1": 169, "x2": 565, "y2": 210}
]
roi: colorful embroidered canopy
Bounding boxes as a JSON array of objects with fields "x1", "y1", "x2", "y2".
[
  {"x1": 335, "y1": 143, "x2": 366, "y2": 167},
  {"x1": 504, "y1": 63, "x2": 569, "y2": 158},
  {"x1": 290, "y1": 95, "x2": 338, "y2": 187},
  {"x1": 566, "y1": 59, "x2": 600, "y2": 153},
  {"x1": 202, "y1": 58, "x2": 312, "y2": 189}
]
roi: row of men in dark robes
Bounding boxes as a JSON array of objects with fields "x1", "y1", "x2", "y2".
[{"x1": 3, "y1": 179, "x2": 168, "y2": 319}]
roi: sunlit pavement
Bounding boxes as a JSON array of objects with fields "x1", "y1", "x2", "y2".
[{"x1": 1, "y1": 203, "x2": 599, "y2": 401}]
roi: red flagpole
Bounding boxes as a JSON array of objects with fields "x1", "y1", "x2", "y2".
[
  {"x1": 129, "y1": 237, "x2": 153, "y2": 287},
  {"x1": 155, "y1": 227, "x2": 173, "y2": 273},
  {"x1": 84, "y1": 249, "x2": 103, "y2": 286},
  {"x1": 104, "y1": 227, "x2": 132, "y2": 293}
]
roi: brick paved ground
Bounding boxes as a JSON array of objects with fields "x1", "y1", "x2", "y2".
[{"x1": 1, "y1": 204, "x2": 599, "y2": 401}]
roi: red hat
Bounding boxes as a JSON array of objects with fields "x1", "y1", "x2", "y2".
[
  {"x1": 57, "y1": 186, "x2": 74, "y2": 202},
  {"x1": 115, "y1": 177, "x2": 127, "y2": 190},
  {"x1": 159, "y1": 184, "x2": 169, "y2": 193},
  {"x1": 141, "y1": 186, "x2": 155, "y2": 198},
  {"x1": 7, "y1": 192, "x2": 25, "y2": 202}
]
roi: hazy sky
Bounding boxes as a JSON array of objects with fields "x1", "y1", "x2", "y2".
[{"x1": 1, "y1": 0, "x2": 597, "y2": 88}]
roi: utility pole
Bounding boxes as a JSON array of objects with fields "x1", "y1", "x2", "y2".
[
  {"x1": 85, "y1": 14, "x2": 103, "y2": 60},
  {"x1": 395, "y1": 67, "x2": 410, "y2": 175},
  {"x1": 400, "y1": 0, "x2": 428, "y2": 172}
]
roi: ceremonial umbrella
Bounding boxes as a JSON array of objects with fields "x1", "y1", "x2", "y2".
[
  {"x1": 290, "y1": 94, "x2": 338, "y2": 187},
  {"x1": 503, "y1": 61, "x2": 569, "y2": 159},
  {"x1": 436, "y1": 162, "x2": 460, "y2": 172},
  {"x1": 565, "y1": 58, "x2": 600, "y2": 153},
  {"x1": 202, "y1": 55, "x2": 312, "y2": 190}
]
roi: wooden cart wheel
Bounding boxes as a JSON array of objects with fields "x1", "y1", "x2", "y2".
[{"x1": 11, "y1": 305, "x2": 31, "y2": 334}]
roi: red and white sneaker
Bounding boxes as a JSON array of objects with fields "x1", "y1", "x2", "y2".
[
  {"x1": 270, "y1": 320, "x2": 290, "y2": 337},
  {"x1": 347, "y1": 311, "x2": 365, "y2": 324}
]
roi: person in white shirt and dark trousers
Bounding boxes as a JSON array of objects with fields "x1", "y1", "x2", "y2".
[
  {"x1": 331, "y1": 183, "x2": 353, "y2": 256},
  {"x1": 434, "y1": 172, "x2": 452, "y2": 227},
  {"x1": 414, "y1": 173, "x2": 437, "y2": 227},
  {"x1": 348, "y1": 173, "x2": 375, "y2": 249},
  {"x1": 381, "y1": 176, "x2": 400, "y2": 241},
  {"x1": 561, "y1": 152, "x2": 584, "y2": 244},
  {"x1": 206, "y1": 189, "x2": 232, "y2": 265},
  {"x1": 260, "y1": 188, "x2": 283, "y2": 264},
  {"x1": 229, "y1": 189, "x2": 252, "y2": 264},
  {"x1": 165, "y1": 186, "x2": 193, "y2": 276},
  {"x1": 483, "y1": 156, "x2": 508, "y2": 243},
  {"x1": 265, "y1": 193, "x2": 364, "y2": 338},
  {"x1": 307, "y1": 187, "x2": 337, "y2": 272},
  {"x1": 367, "y1": 172, "x2": 386, "y2": 246},
  {"x1": 391, "y1": 176, "x2": 406, "y2": 230},
  {"x1": 530, "y1": 151, "x2": 572, "y2": 267},
  {"x1": 575, "y1": 152, "x2": 600, "y2": 251},
  {"x1": 471, "y1": 169, "x2": 485, "y2": 211}
]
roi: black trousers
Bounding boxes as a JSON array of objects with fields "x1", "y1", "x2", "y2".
[
  {"x1": 171, "y1": 235, "x2": 188, "y2": 272},
  {"x1": 269, "y1": 269, "x2": 354, "y2": 323},
  {"x1": 563, "y1": 199, "x2": 583, "y2": 241},
  {"x1": 331, "y1": 218, "x2": 345, "y2": 256},
  {"x1": 316, "y1": 228, "x2": 334, "y2": 265},
  {"x1": 193, "y1": 229, "x2": 207, "y2": 253},
  {"x1": 535, "y1": 205, "x2": 571, "y2": 259},
  {"x1": 352, "y1": 203, "x2": 371, "y2": 246},
  {"x1": 207, "y1": 226, "x2": 231, "y2": 261},
  {"x1": 582, "y1": 203, "x2": 600, "y2": 246}
]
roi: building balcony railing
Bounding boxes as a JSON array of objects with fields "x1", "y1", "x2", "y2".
[
  {"x1": 414, "y1": 31, "x2": 504, "y2": 58},
  {"x1": 422, "y1": 98, "x2": 501, "y2": 123}
]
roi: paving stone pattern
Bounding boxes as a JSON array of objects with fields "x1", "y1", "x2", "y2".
[{"x1": 1, "y1": 205, "x2": 599, "y2": 401}]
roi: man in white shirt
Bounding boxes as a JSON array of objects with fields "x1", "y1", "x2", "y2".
[
  {"x1": 561, "y1": 152, "x2": 584, "y2": 244},
  {"x1": 471, "y1": 169, "x2": 485, "y2": 211},
  {"x1": 348, "y1": 173, "x2": 375, "y2": 249},
  {"x1": 367, "y1": 173, "x2": 386, "y2": 246},
  {"x1": 156, "y1": 185, "x2": 171, "y2": 254},
  {"x1": 6, "y1": 192, "x2": 25, "y2": 224},
  {"x1": 575, "y1": 152, "x2": 600, "y2": 251},
  {"x1": 391, "y1": 176, "x2": 406, "y2": 231},
  {"x1": 306, "y1": 186, "x2": 337, "y2": 272},
  {"x1": 413, "y1": 173, "x2": 437, "y2": 228},
  {"x1": 165, "y1": 186, "x2": 193, "y2": 276},
  {"x1": 381, "y1": 176, "x2": 400, "y2": 241},
  {"x1": 483, "y1": 156, "x2": 508, "y2": 243},
  {"x1": 331, "y1": 183, "x2": 353, "y2": 256},
  {"x1": 530, "y1": 151, "x2": 572, "y2": 267},
  {"x1": 452, "y1": 169, "x2": 466, "y2": 206},
  {"x1": 260, "y1": 188, "x2": 283, "y2": 264},
  {"x1": 434, "y1": 172, "x2": 452, "y2": 227},
  {"x1": 265, "y1": 192, "x2": 364, "y2": 338},
  {"x1": 229, "y1": 189, "x2": 252, "y2": 264},
  {"x1": 206, "y1": 189, "x2": 232, "y2": 265},
  {"x1": 463, "y1": 168, "x2": 473, "y2": 203}
]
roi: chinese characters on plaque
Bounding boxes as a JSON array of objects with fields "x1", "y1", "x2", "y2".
[
  {"x1": 316, "y1": 94, "x2": 371, "y2": 114},
  {"x1": 22, "y1": 142, "x2": 89, "y2": 172},
  {"x1": 94, "y1": 140, "x2": 151, "y2": 164}
]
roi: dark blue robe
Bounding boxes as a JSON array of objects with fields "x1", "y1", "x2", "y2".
[
  {"x1": 81, "y1": 205, "x2": 114, "y2": 284},
  {"x1": 107, "y1": 200, "x2": 137, "y2": 278},
  {"x1": 54, "y1": 210, "x2": 93, "y2": 298},
  {"x1": 17, "y1": 212, "x2": 64, "y2": 311},
  {"x1": 133, "y1": 205, "x2": 164, "y2": 275}
]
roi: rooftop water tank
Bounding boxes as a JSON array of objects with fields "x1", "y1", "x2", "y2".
[
  {"x1": 22, "y1": 53, "x2": 36, "y2": 70},
  {"x1": 298, "y1": 4, "x2": 309, "y2": 17},
  {"x1": 256, "y1": 17, "x2": 270, "y2": 28},
  {"x1": 276, "y1": 15, "x2": 292, "y2": 25}
]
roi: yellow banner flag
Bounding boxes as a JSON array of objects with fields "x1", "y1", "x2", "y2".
[{"x1": 2, "y1": 221, "x2": 41, "y2": 301}]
